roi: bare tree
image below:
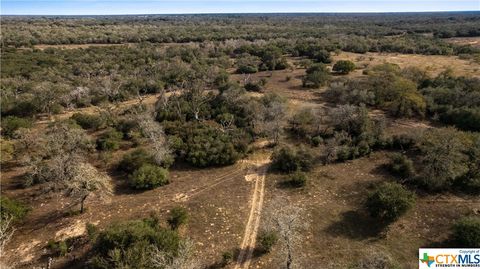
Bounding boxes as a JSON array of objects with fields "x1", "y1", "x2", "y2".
[
  {"x1": 254, "y1": 99, "x2": 286, "y2": 145},
  {"x1": 264, "y1": 198, "x2": 309, "y2": 269},
  {"x1": 65, "y1": 163, "x2": 113, "y2": 213},
  {"x1": 137, "y1": 114, "x2": 172, "y2": 166},
  {"x1": 97, "y1": 73, "x2": 121, "y2": 104},
  {"x1": 185, "y1": 80, "x2": 210, "y2": 121},
  {"x1": 65, "y1": 86, "x2": 91, "y2": 109},
  {"x1": 263, "y1": 101, "x2": 286, "y2": 145},
  {"x1": 0, "y1": 216, "x2": 15, "y2": 254},
  {"x1": 150, "y1": 239, "x2": 199, "y2": 269}
]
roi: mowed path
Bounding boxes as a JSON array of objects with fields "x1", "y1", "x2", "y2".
[{"x1": 234, "y1": 157, "x2": 270, "y2": 269}]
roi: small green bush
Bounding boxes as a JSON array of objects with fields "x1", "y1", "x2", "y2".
[
  {"x1": 167, "y1": 206, "x2": 189, "y2": 230},
  {"x1": 313, "y1": 49, "x2": 332, "y2": 64},
  {"x1": 71, "y1": 113, "x2": 104, "y2": 130},
  {"x1": 333, "y1": 60, "x2": 356, "y2": 74},
  {"x1": 257, "y1": 230, "x2": 278, "y2": 253},
  {"x1": 118, "y1": 149, "x2": 156, "y2": 174},
  {"x1": 271, "y1": 146, "x2": 314, "y2": 173},
  {"x1": 453, "y1": 217, "x2": 480, "y2": 247},
  {"x1": 366, "y1": 182, "x2": 415, "y2": 222},
  {"x1": 221, "y1": 251, "x2": 234, "y2": 265},
  {"x1": 244, "y1": 81, "x2": 264, "y2": 92},
  {"x1": 387, "y1": 153, "x2": 415, "y2": 179},
  {"x1": 87, "y1": 223, "x2": 99, "y2": 241},
  {"x1": 302, "y1": 63, "x2": 331, "y2": 88},
  {"x1": 1, "y1": 116, "x2": 32, "y2": 138},
  {"x1": 237, "y1": 65, "x2": 258, "y2": 74},
  {"x1": 129, "y1": 164, "x2": 169, "y2": 190},
  {"x1": 47, "y1": 239, "x2": 70, "y2": 256},
  {"x1": 311, "y1": 136, "x2": 323, "y2": 147},
  {"x1": 89, "y1": 218, "x2": 181, "y2": 269},
  {"x1": 0, "y1": 196, "x2": 29, "y2": 222},
  {"x1": 287, "y1": 171, "x2": 308, "y2": 188},
  {"x1": 96, "y1": 129, "x2": 123, "y2": 151},
  {"x1": 391, "y1": 134, "x2": 417, "y2": 150},
  {"x1": 115, "y1": 119, "x2": 139, "y2": 139}
]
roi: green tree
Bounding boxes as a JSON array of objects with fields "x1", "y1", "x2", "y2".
[
  {"x1": 333, "y1": 60, "x2": 356, "y2": 74},
  {"x1": 417, "y1": 128, "x2": 469, "y2": 191},
  {"x1": 366, "y1": 182, "x2": 415, "y2": 222}
]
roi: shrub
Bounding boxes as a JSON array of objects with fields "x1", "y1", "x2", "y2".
[
  {"x1": 221, "y1": 251, "x2": 234, "y2": 265},
  {"x1": 388, "y1": 91, "x2": 426, "y2": 118},
  {"x1": 71, "y1": 113, "x2": 104, "y2": 130},
  {"x1": 387, "y1": 153, "x2": 415, "y2": 179},
  {"x1": 1, "y1": 116, "x2": 32, "y2": 138},
  {"x1": 115, "y1": 119, "x2": 139, "y2": 139},
  {"x1": 333, "y1": 60, "x2": 356, "y2": 74},
  {"x1": 311, "y1": 136, "x2": 323, "y2": 147},
  {"x1": 244, "y1": 80, "x2": 265, "y2": 92},
  {"x1": 313, "y1": 49, "x2": 332, "y2": 64},
  {"x1": 416, "y1": 128, "x2": 469, "y2": 191},
  {"x1": 1, "y1": 138, "x2": 14, "y2": 163},
  {"x1": 118, "y1": 149, "x2": 156, "y2": 174},
  {"x1": 257, "y1": 230, "x2": 278, "y2": 253},
  {"x1": 455, "y1": 175, "x2": 480, "y2": 195},
  {"x1": 271, "y1": 146, "x2": 314, "y2": 173},
  {"x1": 453, "y1": 217, "x2": 480, "y2": 247},
  {"x1": 302, "y1": 64, "x2": 331, "y2": 88},
  {"x1": 176, "y1": 122, "x2": 246, "y2": 167},
  {"x1": 0, "y1": 196, "x2": 29, "y2": 222},
  {"x1": 289, "y1": 108, "x2": 315, "y2": 139},
  {"x1": 96, "y1": 129, "x2": 123, "y2": 151},
  {"x1": 237, "y1": 65, "x2": 258, "y2": 74},
  {"x1": 366, "y1": 182, "x2": 415, "y2": 222},
  {"x1": 129, "y1": 164, "x2": 169, "y2": 190},
  {"x1": 287, "y1": 171, "x2": 308, "y2": 188},
  {"x1": 391, "y1": 134, "x2": 417, "y2": 150},
  {"x1": 89, "y1": 218, "x2": 181, "y2": 268},
  {"x1": 167, "y1": 206, "x2": 189, "y2": 230},
  {"x1": 87, "y1": 223, "x2": 99, "y2": 241},
  {"x1": 351, "y1": 251, "x2": 399, "y2": 269},
  {"x1": 47, "y1": 239, "x2": 72, "y2": 256}
]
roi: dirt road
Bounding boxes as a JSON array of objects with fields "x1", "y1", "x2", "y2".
[{"x1": 234, "y1": 157, "x2": 270, "y2": 269}]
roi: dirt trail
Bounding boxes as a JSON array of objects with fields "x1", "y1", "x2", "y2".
[{"x1": 234, "y1": 157, "x2": 270, "y2": 269}]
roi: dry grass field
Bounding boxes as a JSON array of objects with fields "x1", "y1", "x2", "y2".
[{"x1": 445, "y1": 36, "x2": 480, "y2": 48}]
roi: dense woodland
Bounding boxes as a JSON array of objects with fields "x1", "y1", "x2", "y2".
[{"x1": 1, "y1": 12, "x2": 480, "y2": 269}]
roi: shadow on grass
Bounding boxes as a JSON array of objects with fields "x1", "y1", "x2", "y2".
[
  {"x1": 324, "y1": 210, "x2": 390, "y2": 240},
  {"x1": 276, "y1": 180, "x2": 306, "y2": 190}
]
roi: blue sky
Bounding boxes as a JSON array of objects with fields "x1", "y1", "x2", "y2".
[{"x1": 1, "y1": 0, "x2": 479, "y2": 15}]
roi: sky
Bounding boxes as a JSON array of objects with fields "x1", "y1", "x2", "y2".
[{"x1": 1, "y1": 0, "x2": 479, "y2": 15}]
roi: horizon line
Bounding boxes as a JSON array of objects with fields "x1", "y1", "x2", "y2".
[{"x1": 2, "y1": 10, "x2": 480, "y2": 16}]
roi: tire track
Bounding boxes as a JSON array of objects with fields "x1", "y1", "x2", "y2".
[
  {"x1": 172, "y1": 166, "x2": 246, "y2": 202},
  {"x1": 234, "y1": 159, "x2": 269, "y2": 269}
]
